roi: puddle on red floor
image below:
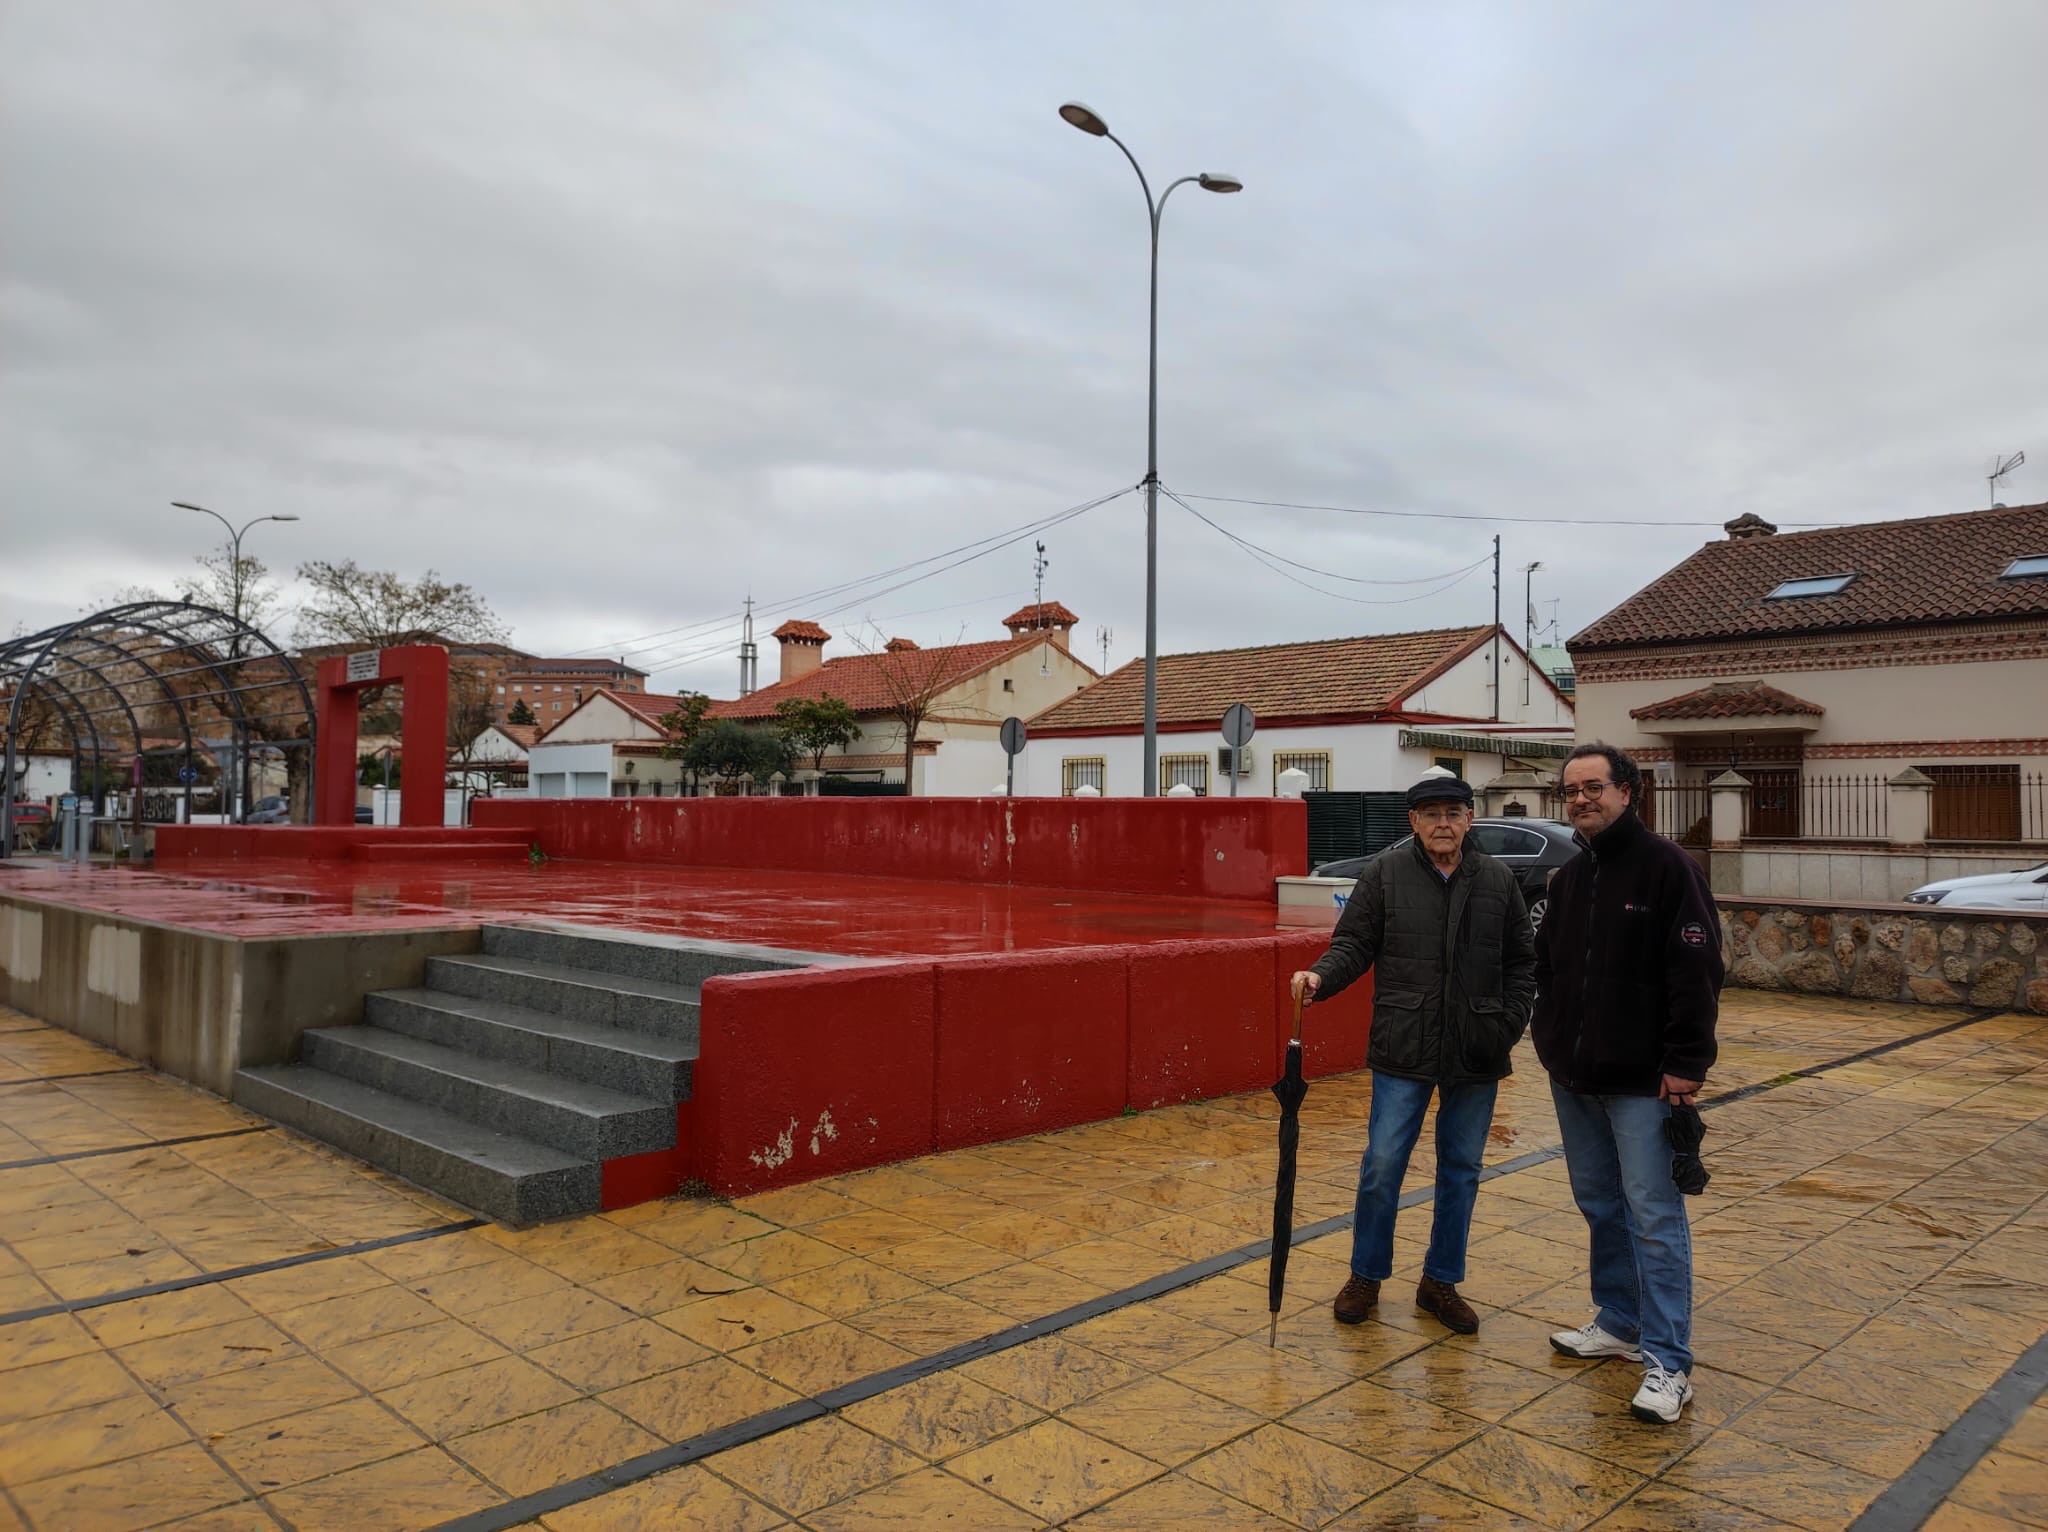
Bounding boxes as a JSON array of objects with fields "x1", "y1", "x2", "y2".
[{"x1": 0, "y1": 857, "x2": 1292, "y2": 958}]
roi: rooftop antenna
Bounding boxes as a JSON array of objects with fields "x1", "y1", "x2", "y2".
[
  {"x1": 738, "y1": 593, "x2": 758, "y2": 696},
  {"x1": 1033, "y1": 540, "x2": 1051, "y2": 676},
  {"x1": 1096, "y1": 624, "x2": 1113, "y2": 674},
  {"x1": 1521, "y1": 561, "x2": 1543, "y2": 707},
  {"x1": 1989, "y1": 450, "x2": 2024, "y2": 508}
]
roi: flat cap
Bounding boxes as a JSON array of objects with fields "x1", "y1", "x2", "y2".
[{"x1": 1406, "y1": 774, "x2": 1474, "y2": 810}]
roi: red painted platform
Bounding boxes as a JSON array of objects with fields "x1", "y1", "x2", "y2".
[{"x1": 0, "y1": 857, "x2": 1314, "y2": 954}]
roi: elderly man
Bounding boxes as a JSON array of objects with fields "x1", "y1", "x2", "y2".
[
  {"x1": 1291, "y1": 773, "x2": 1536, "y2": 1335},
  {"x1": 1535, "y1": 742, "x2": 1723, "y2": 1424}
]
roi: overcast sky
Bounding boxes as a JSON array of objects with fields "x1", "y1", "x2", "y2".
[{"x1": 3, "y1": 1, "x2": 2043, "y2": 698}]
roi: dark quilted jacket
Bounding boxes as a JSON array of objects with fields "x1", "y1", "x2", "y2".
[{"x1": 1309, "y1": 836, "x2": 1538, "y2": 1084}]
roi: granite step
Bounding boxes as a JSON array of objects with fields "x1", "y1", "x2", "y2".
[
  {"x1": 364, "y1": 987, "x2": 695, "y2": 1100},
  {"x1": 479, "y1": 924, "x2": 821, "y2": 989},
  {"x1": 234, "y1": 1064, "x2": 598, "y2": 1225},
  {"x1": 301, "y1": 1025, "x2": 674, "y2": 1161},
  {"x1": 422, "y1": 955, "x2": 701, "y2": 1042}
]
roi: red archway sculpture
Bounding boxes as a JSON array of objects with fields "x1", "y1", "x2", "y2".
[{"x1": 313, "y1": 644, "x2": 449, "y2": 827}]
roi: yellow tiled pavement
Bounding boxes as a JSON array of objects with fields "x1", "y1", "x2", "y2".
[{"x1": 0, "y1": 992, "x2": 2045, "y2": 1530}]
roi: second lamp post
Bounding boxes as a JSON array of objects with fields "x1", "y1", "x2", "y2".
[{"x1": 1058, "y1": 100, "x2": 1240, "y2": 797}]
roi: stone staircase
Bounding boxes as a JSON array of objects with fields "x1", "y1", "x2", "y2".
[{"x1": 236, "y1": 924, "x2": 809, "y2": 1223}]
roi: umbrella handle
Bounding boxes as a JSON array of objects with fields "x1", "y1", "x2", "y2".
[{"x1": 1292, "y1": 992, "x2": 1304, "y2": 1044}]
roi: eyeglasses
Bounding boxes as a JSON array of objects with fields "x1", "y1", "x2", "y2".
[{"x1": 1559, "y1": 781, "x2": 1615, "y2": 802}]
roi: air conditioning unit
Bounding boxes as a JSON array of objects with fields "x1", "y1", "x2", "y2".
[{"x1": 1217, "y1": 746, "x2": 1254, "y2": 776}]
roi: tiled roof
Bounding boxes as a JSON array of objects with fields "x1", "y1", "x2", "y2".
[
  {"x1": 814, "y1": 746, "x2": 938, "y2": 772},
  {"x1": 773, "y1": 620, "x2": 830, "y2": 643},
  {"x1": 1631, "y1": 681, "x2": 1825, "y2": 722},
  {"x1": 713, "y1": 637, "x2": 1039, "y2": 721},
  {"x1": 494, "y1": 723, "x2": 542, "y2": 748},
  {"x1": 1002, "y1": 601, "x2": 1079, "y2": 629},
  {"x1": 1573, "y1": 501, "x2": 2048, "y2": 651},
  {"x1": 512, "y1": 657, "x2": 648, "y2": 677},
  {"x1": 1027, "y1": 626, "x2": 1492, "y2": 732}
]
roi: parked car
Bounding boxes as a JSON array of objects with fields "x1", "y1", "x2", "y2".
[
  {"x1": 1314, "y1": 817, "x2": 1580, "y2": 930},
  {"x1": 355, "y1": 805, "x2": 374, "y2": 824},
  {"x1": 243, "y1": 796, "x2": 291, "y2": 824},
  {"x1": 7, "y1": 802, "x2": 52, "y2": 850},
  {"x1": 1903, "y1": 863, "x2": 2048, "y2": 911}
]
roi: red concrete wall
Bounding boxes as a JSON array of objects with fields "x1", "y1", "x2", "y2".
[
  {"x1": 690, "y1": 962, "x2": 939, "y2": 1194},
  {"x1": 471, "y1": 797, "x2": 1305, "y2": 902},
  {"x1": 931, "y1": 950, "x2": 1129, "y2": 1151},
  {"x1": 154, "y1": 826, "x2": 528, "y2": 863},
  {"x1": 680, "y1": 930, "x2": 1375, "y2": 1196}
]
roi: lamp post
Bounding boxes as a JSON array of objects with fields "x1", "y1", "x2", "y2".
[
  {"x1": 172, "y1": 501, "x2": 298, "y2": 821},
  {"x1": 1058, "y1": 101, "x2": 1240, "y2": 797}
]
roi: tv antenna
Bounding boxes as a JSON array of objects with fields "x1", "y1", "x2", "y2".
[
  {"x1": 1095, "y1": 624, "x2": 1113, "y2": 673},
  {"x1": 1033, "y1": 541, "x2": 1051, "y2": 676},
  {"x1": 1990, "y1": 450, "x2": 2025, "y2": 508}
]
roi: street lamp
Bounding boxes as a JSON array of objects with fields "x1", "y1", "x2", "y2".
[
  {"x1": 1058, "y1": 101, "x2": 1240, "y2": 797},
  {"x1": 172, "y1": 501, "x2": 299, "y2": 821}
]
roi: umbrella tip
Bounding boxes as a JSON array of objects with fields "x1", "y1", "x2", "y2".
[{"x1": 1267, "y1": 1313, "x2": 1278, "y2": 1348}]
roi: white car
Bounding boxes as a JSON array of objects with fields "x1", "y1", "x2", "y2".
[{"x1": 1903, "y1": 862, "x2": 2048, "y2": 910}]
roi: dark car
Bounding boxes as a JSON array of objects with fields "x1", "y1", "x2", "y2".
[{"x1": 1314, "y1": 817, "x2": 1579, "y2": 930}]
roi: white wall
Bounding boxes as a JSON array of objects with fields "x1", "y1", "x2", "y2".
[
  {"x1": 11, "y1": 754, "x2": 72, "y2": 800},
  {"x1": 1015, "y1": 722, "x2": 1568, "y2": 797},
  {"x1": 541, "y1": 697, "x2": 664, "y2": 745},
  {"x1": 1408, "y1": 643, "x2": 1573, "y2": 729},
  {"x1": 527, "y1": 742, "x2": 617, "y2": 798}
]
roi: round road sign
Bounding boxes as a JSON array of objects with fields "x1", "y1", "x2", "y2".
[
  {"x1": 999, "y1": 717, "x2": 1028, "y2": 756},
  {"x1": 1221, "y1": 702, "x2": 1256, "y2": 747}
]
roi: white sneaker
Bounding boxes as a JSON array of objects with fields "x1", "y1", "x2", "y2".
[
  {"x1": 1549, "y1": 1319, "x2": 1642, "y2": 1361},
  {"x1": 1630, "y1": 1362, "x2": 1694, "y2": 1424}
]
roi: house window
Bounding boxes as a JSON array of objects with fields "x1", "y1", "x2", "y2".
[
  {"x1": 1431, "y1": 754, "x2": 1465, "y2": 779},
  {"x1": 2001, "y1": 555, "x2": 2048, "y2": 580},
  {"x1": 495, "y1": 685, "x2": 505, "y2": 695},
  {"x1": 1002, "y1": 678, "x2": 1014, "y2": 692},
  {"x1": 1918, "y1": 763, "x2": 2022, "y2": 841},
  {"x1": 1062, "y1": 757, "x2": 1106, "y2": 795},
  {"x1": 1765, "y1": 574, "x2": 1856, "y2": 599},
  {"x1": 552, "y1": 702, "x2": 563, "y2": 712},
  {"x1": 1272, "y1": 750, "x2": 1332, "y2": 792},
  {"x1": 1160, "y1": 753, "x2": 1209, "y2": 795}
]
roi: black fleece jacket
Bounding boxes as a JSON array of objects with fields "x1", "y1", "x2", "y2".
[{"x1": 1532, "y1": 807, "x2": 1723, "y2": 1096}]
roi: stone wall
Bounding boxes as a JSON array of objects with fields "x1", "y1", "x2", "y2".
[{"x1": 1718, "y1": 898, "x2": 2048, "y2": 1013}]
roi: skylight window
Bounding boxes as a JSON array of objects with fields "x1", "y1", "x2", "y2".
[
  {"x1": 2001, "y1": 555, "x2": 2048, "y2": 580},
  {"x1": 1765, "y1": 574, "x2": 1855, "y2": 599}
]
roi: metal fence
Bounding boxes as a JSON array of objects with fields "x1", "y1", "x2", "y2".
[{"x1": 1922, "y1": 765, "x2": 2048, "y2": 843}]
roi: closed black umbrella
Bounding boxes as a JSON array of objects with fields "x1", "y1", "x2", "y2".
[
  {"x1": 1666, "y1": 1102, "x2": 1710, "y2": 1195},
  {"x1": 1268, "y1": 992, "x2": 1309, "y2": 1346}
]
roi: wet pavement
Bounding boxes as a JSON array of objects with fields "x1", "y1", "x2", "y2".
[
  {"x1": 1, "y1": 990, "x2": 2045, "y2": 1530},
  {"x1": 0, "y1": 859, "x2": 1292, "y2": 957}
]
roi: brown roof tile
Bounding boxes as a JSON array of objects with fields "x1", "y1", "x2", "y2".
[
  {"x1": 1002, "y1": 600, "x2": 1079, "y2": 629},
  {"x1": 1630, "y1": 681, "x2": 1825, "y2": 722},
  {"x1": 1026, "y1": 626, "x2": 1492, "y2": 733},
  {"x1": 1573, "y1": 501, "x2": 2048, "y2": 651},
  {"x1": 713, "y1": 636, "x2": 1042, "y2": 720},
  {"x1": 772, "y1": 620, "x2": 830, "y2": 643}
]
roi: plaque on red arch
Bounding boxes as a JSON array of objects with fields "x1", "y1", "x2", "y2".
[{"x1": 345, "y1": 650, "x2": 382, "y2": 684}]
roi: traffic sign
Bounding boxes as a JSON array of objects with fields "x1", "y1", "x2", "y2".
[
  {"x1": 999, "y1": 717, "x2": 1028, "y2": 756},
  {"x1": 1221, "y1": 702, "x2": 1255, "y2": 746}
]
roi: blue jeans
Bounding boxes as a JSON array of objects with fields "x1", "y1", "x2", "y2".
[
  {"x1": 1350, "y1": 1071, "x2": 1498, "y2": 1285},
  {"x1": 1550, "y1": 1082, "x2": 1694, "y2": 1373}
]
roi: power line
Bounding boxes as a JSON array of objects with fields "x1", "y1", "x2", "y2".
[
  {"x1": 571, "y1": 484, "x2": 1136, "y2": 663},
  {"x1": 1162, "y1": 486, "x2": 1493, "y2": 586},
  {"x1": 1172, "y1": 489, "x2": 1832, "y2": 529},
  {"x1": 1163, "y1": 489, "x2": 1490, "y2": 606},
  {"x1": 645, "y1": 489, "x2": 1132, "y2": 681}
]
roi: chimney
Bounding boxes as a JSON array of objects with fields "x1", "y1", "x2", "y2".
[
  {"x1": 772, "y1": 620, "x2": 829, "y2": 684},
  {"x1": 1723, "y1": 513, "x2": 1778, "y2": 542},
  {"x1": 884, "y1": 637, "x2": 919, "y2": 653},
  {"x1": 1001, "y1": 600, "x2": 1077, "y2": 651}
]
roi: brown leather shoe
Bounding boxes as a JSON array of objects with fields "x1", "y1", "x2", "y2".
[
  {"x1": 1416, "y1": 1276, "x2": 1479, "y2": 1334},
  {"x1": 1333, "y1": 1275, "x2": 1381, "y2": 1325}
]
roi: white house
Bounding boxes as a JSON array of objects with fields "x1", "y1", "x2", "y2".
[
  {"x1": 525, "y1": 690, "x2": 693, "y2": 799},
  {"x1": 708, "y1": 604, "x2": 1100, "y2": 794},
  {"x1": 1016, "y1": 624, "x2": 1574, "y2": 798}
]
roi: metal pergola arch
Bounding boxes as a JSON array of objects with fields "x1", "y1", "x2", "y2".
[{"x1": 1, "y1": 601, "x2": 317, "y2": 856}]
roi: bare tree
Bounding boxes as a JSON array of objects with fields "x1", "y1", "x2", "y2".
[
  {"x1": 294, "y1": 561, "x2": 507, "y2": 649},
  {"x1": 854, "y1": 629, "x2": 990, "y2": 797}
]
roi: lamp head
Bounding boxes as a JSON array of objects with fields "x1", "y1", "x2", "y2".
[
  {"x1": 1059, "y1": 101, "x2": 1109, "y2": 137},
  {"x1": 1198, "y1": 172, "x2": 1244, "y2": 194},
  {"x1": 271, "y1": 515, "x2": 301, "y2": 523}
]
